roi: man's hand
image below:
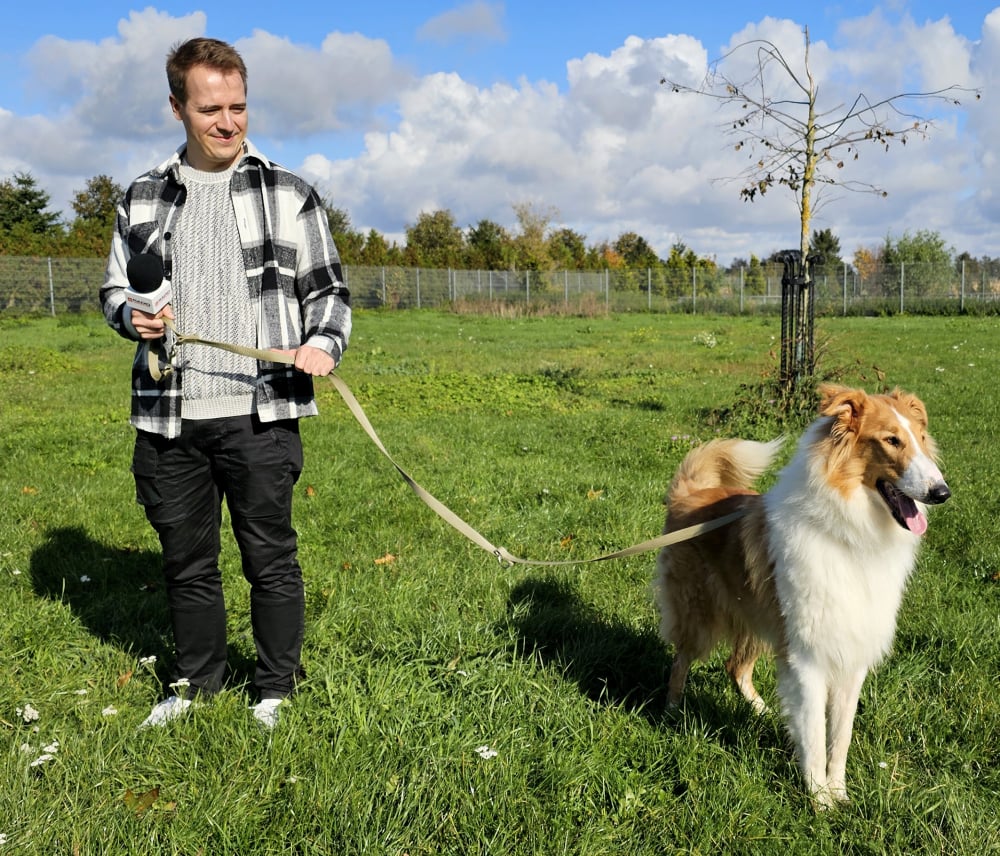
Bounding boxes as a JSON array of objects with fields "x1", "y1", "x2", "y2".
[
  {"x1": 131, "y1": 305, "x2": 174, "y2": 340},
  {"x1": 274, "y1": 344, "x2": 337, "y2": 377}
]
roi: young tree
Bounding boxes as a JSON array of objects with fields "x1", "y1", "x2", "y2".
[
  {"x1": 661, "y1": 27, "x2": 979, "y2": 388},
  {"x1": 661, "y1": 27, "x2": 979, "y2": 270}
]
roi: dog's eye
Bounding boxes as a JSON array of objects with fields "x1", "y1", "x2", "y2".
[{"x1": 885, "y1": 435, "x2": 902, "y2": 448}]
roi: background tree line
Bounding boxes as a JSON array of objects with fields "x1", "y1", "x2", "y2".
[{"x1": 2, "y1": 170, "x2": 996, "y2": 297}]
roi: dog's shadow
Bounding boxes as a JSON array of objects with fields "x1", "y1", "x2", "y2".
[
  {"x1": 501, "y1": 575, "x2": 779, "y2": 745},
  {"x1": 28, "y1": 526, "x2": 255, "y2": 689}
]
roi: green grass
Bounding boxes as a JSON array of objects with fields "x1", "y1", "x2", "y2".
[{"x1": 1, "y1": 310, "x2": 997, "y2": 854}]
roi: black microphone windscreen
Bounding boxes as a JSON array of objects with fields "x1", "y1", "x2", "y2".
[{"x1": 126, "y1": 254, "x2": 164, "y2": 293}]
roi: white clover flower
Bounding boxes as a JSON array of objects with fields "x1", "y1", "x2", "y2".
[
  {"x1": 101, "y1": 706, "x2": 118, "y2": 717},
  {"x1": 74, "y1": 689, "x2": 88, "y2": 696},
  {"x1": 878, "y1": 761, "x2": 888, "y2": 769},
  {"x1": 29, "y1": 754, "x2": 55, "y2": 768},
  {"x1": 16, "y1": 704, "x2": 39, "y2": 723},
  {"x1": 19, "y1": 743, "x2": 34, "y2": 755},
  {"x1": 0, "y1": 832, "x2": 8, "y2": 845},
  {"x1": 42, "y1": 741, "x2": 59, "y2": 754},
  {"x1": 474, "y1": 745, "x2": 498, "y2": 760},
  {"x1": 80, "y1": 575, "x2": 91, "y2": 583}
]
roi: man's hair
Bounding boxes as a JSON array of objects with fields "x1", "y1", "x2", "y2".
[{"x1": 166, "y1": 37, "x2": 247, "y2": 103}]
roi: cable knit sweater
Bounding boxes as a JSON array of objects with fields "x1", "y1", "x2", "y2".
[{"x1": 173, "y1": 161, "x2": 257, "y2": 419}]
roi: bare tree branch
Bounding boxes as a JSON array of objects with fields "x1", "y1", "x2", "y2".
[{"x1": 661, "y1": 27, "x2": 981, "y2": 260}]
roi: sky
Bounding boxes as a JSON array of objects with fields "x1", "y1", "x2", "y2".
[{"x1": 1, "y1": 1, "x2": 998, "y2": 265}]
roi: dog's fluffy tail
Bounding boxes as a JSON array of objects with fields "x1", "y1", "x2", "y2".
[{"x1": 667, "y1": 437, "x2": 783, "y2": 504}]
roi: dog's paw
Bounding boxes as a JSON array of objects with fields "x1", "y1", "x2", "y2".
[{"x1": 812, "y1": 787, "x2": 850, "y2": 812}]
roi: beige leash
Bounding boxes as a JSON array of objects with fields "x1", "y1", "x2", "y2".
[{"x1": 147, "y1": 321, "x2": 745, "y2": 565}]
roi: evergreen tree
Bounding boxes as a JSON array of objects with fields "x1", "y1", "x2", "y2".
[{"x1": 0, "y1": 172, "x2": 62, "y2": 237}]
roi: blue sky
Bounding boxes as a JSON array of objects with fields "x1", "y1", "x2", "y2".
[{"x1": 2, "y1": 1, "x2": 997, "y2": 263}]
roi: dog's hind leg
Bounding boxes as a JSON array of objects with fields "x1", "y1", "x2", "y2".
[
  {"x1": 666, "y1": 650, "x2": 693, "y2": 707},
  {"x1": 726, "y1": 633, "x2": 769, "y2": 714}
]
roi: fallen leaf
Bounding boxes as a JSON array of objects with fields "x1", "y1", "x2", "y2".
[
  {"x1": 560, "y1": 535, "x2": 575, "y2": 549},
  {"x1": 124, "y1": 786, "x2": 159, "y2": 814},
  {"x1": 586, "y1": 488, "x2": 604, "y2": 501},
  {"x1": 374, "y1": 553, "x2": 396, "y2": 566},
  {"x1": 305, "y1": 485, "x2": 317, "y2": 498},
  {"x1": 116, "y1": 670, "x2": 134, "y2": 688},
  {"x1": 22, "y1": 486, "x2": 38, "y2": 495}
]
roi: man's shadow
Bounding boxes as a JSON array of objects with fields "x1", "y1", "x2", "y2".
[
  {"x1": 501, "y1": 575, "x2": 776, "y2": 743},
  {"x1": 29, "y1": 526, "x2": 255, "y2": 690}
]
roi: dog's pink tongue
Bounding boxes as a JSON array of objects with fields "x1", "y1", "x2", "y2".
[{"x1": 906, "y1": 508, "x2": 928, "y2": 536}]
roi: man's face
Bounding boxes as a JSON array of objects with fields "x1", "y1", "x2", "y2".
[{"x1": 169, "y1": 65, "x2": 247, "y2": 171}]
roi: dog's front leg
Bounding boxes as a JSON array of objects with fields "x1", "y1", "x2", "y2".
[
  {"x1": 778, "y1": 658, "x2": 832, "y2": 808},
  {"x1": 825, "y1": 668, "x2": 867, "y2": 804}
]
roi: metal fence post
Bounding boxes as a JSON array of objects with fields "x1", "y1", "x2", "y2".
[
  {"x1": 900, "y1": 262, "x2": 905, "y2": 314},
  {"x1": 842, "y1": 262, "x2": 848, "y2": 316},
  {"x1": 960, "y1": 259, "x2": 965, "y2": 312},
  {"x1": 48, "y1": 257, "x2": 55, "y2": 316}
]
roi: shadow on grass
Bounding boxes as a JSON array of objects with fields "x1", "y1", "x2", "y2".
[
  {"x1": 28, "y1": 526, "x2": 255, "y2": 691},
  {"x1": 502, "y1": 575, "x2": 780, "y2": 744},
  {"x1": 502, "y1": 576, "x2": 670, "y2": 717}
]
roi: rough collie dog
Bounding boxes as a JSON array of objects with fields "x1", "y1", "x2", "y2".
[{"x1": 653, "y1": 385, "x2": 950, "y2": 808}]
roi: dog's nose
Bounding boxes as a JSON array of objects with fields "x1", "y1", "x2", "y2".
[{"x1": 927, "y1": 482, "x2": 951, "y2": 504}]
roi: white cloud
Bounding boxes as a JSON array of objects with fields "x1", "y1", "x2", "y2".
[
  {"x1": 417, "y1": 2, "x2": 507, "y2": 45},
  {"x1": 236, "y1": 30, "x2": 411, "y2": 136}
]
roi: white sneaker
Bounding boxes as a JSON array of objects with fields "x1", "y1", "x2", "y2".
[
  {"x1": 139, "y1": 695, "x2": 193, "y2": 728},
  {"x1": 251, "y1": 698, "x2": 283, "y2": 729}
]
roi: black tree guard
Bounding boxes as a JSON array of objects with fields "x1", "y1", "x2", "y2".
[{"x1": 778, "y1": 251, "x2": 819, "y2": 391}]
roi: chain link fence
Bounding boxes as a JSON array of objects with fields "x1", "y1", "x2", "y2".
[{"x1": 2, "y1": 255, "x2": 999, "y2": 316}]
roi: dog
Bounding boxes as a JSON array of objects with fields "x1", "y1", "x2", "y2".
[{"x1": 653, "y1": 384, "x2": 950, "y2": 808}]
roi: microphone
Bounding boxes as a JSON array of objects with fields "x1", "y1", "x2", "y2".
[{"x1": 125, "y1": 254, "x2": 172, "y2": 315}]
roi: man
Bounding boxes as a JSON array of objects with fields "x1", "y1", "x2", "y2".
[{"x1": 100, "y1": 37, "x2": 351, "y2": 729}]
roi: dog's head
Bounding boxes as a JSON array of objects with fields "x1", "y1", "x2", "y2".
[{"x1": 817, "y1": 384, "x2": 951, "y2": 534}]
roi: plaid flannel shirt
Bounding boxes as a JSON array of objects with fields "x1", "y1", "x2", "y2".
[{"x1": 100, "y1": 140, "x2": 351, "y2": 439}]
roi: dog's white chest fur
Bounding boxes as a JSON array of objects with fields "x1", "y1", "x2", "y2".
[{"x1": 764, "y1": 437, "x2": 921, "y2": 673}]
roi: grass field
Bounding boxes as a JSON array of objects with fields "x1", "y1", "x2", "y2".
[{"x1": 1, "y1": 309, "x2": 998, "y2": 854}]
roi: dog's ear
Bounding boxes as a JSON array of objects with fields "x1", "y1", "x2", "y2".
[
  {"x1": 889, "y1": 387, "x2": 928, "y2": 429},
  {"x1": 819, "y1": 384, "x2": 867, "y2": 439}
]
